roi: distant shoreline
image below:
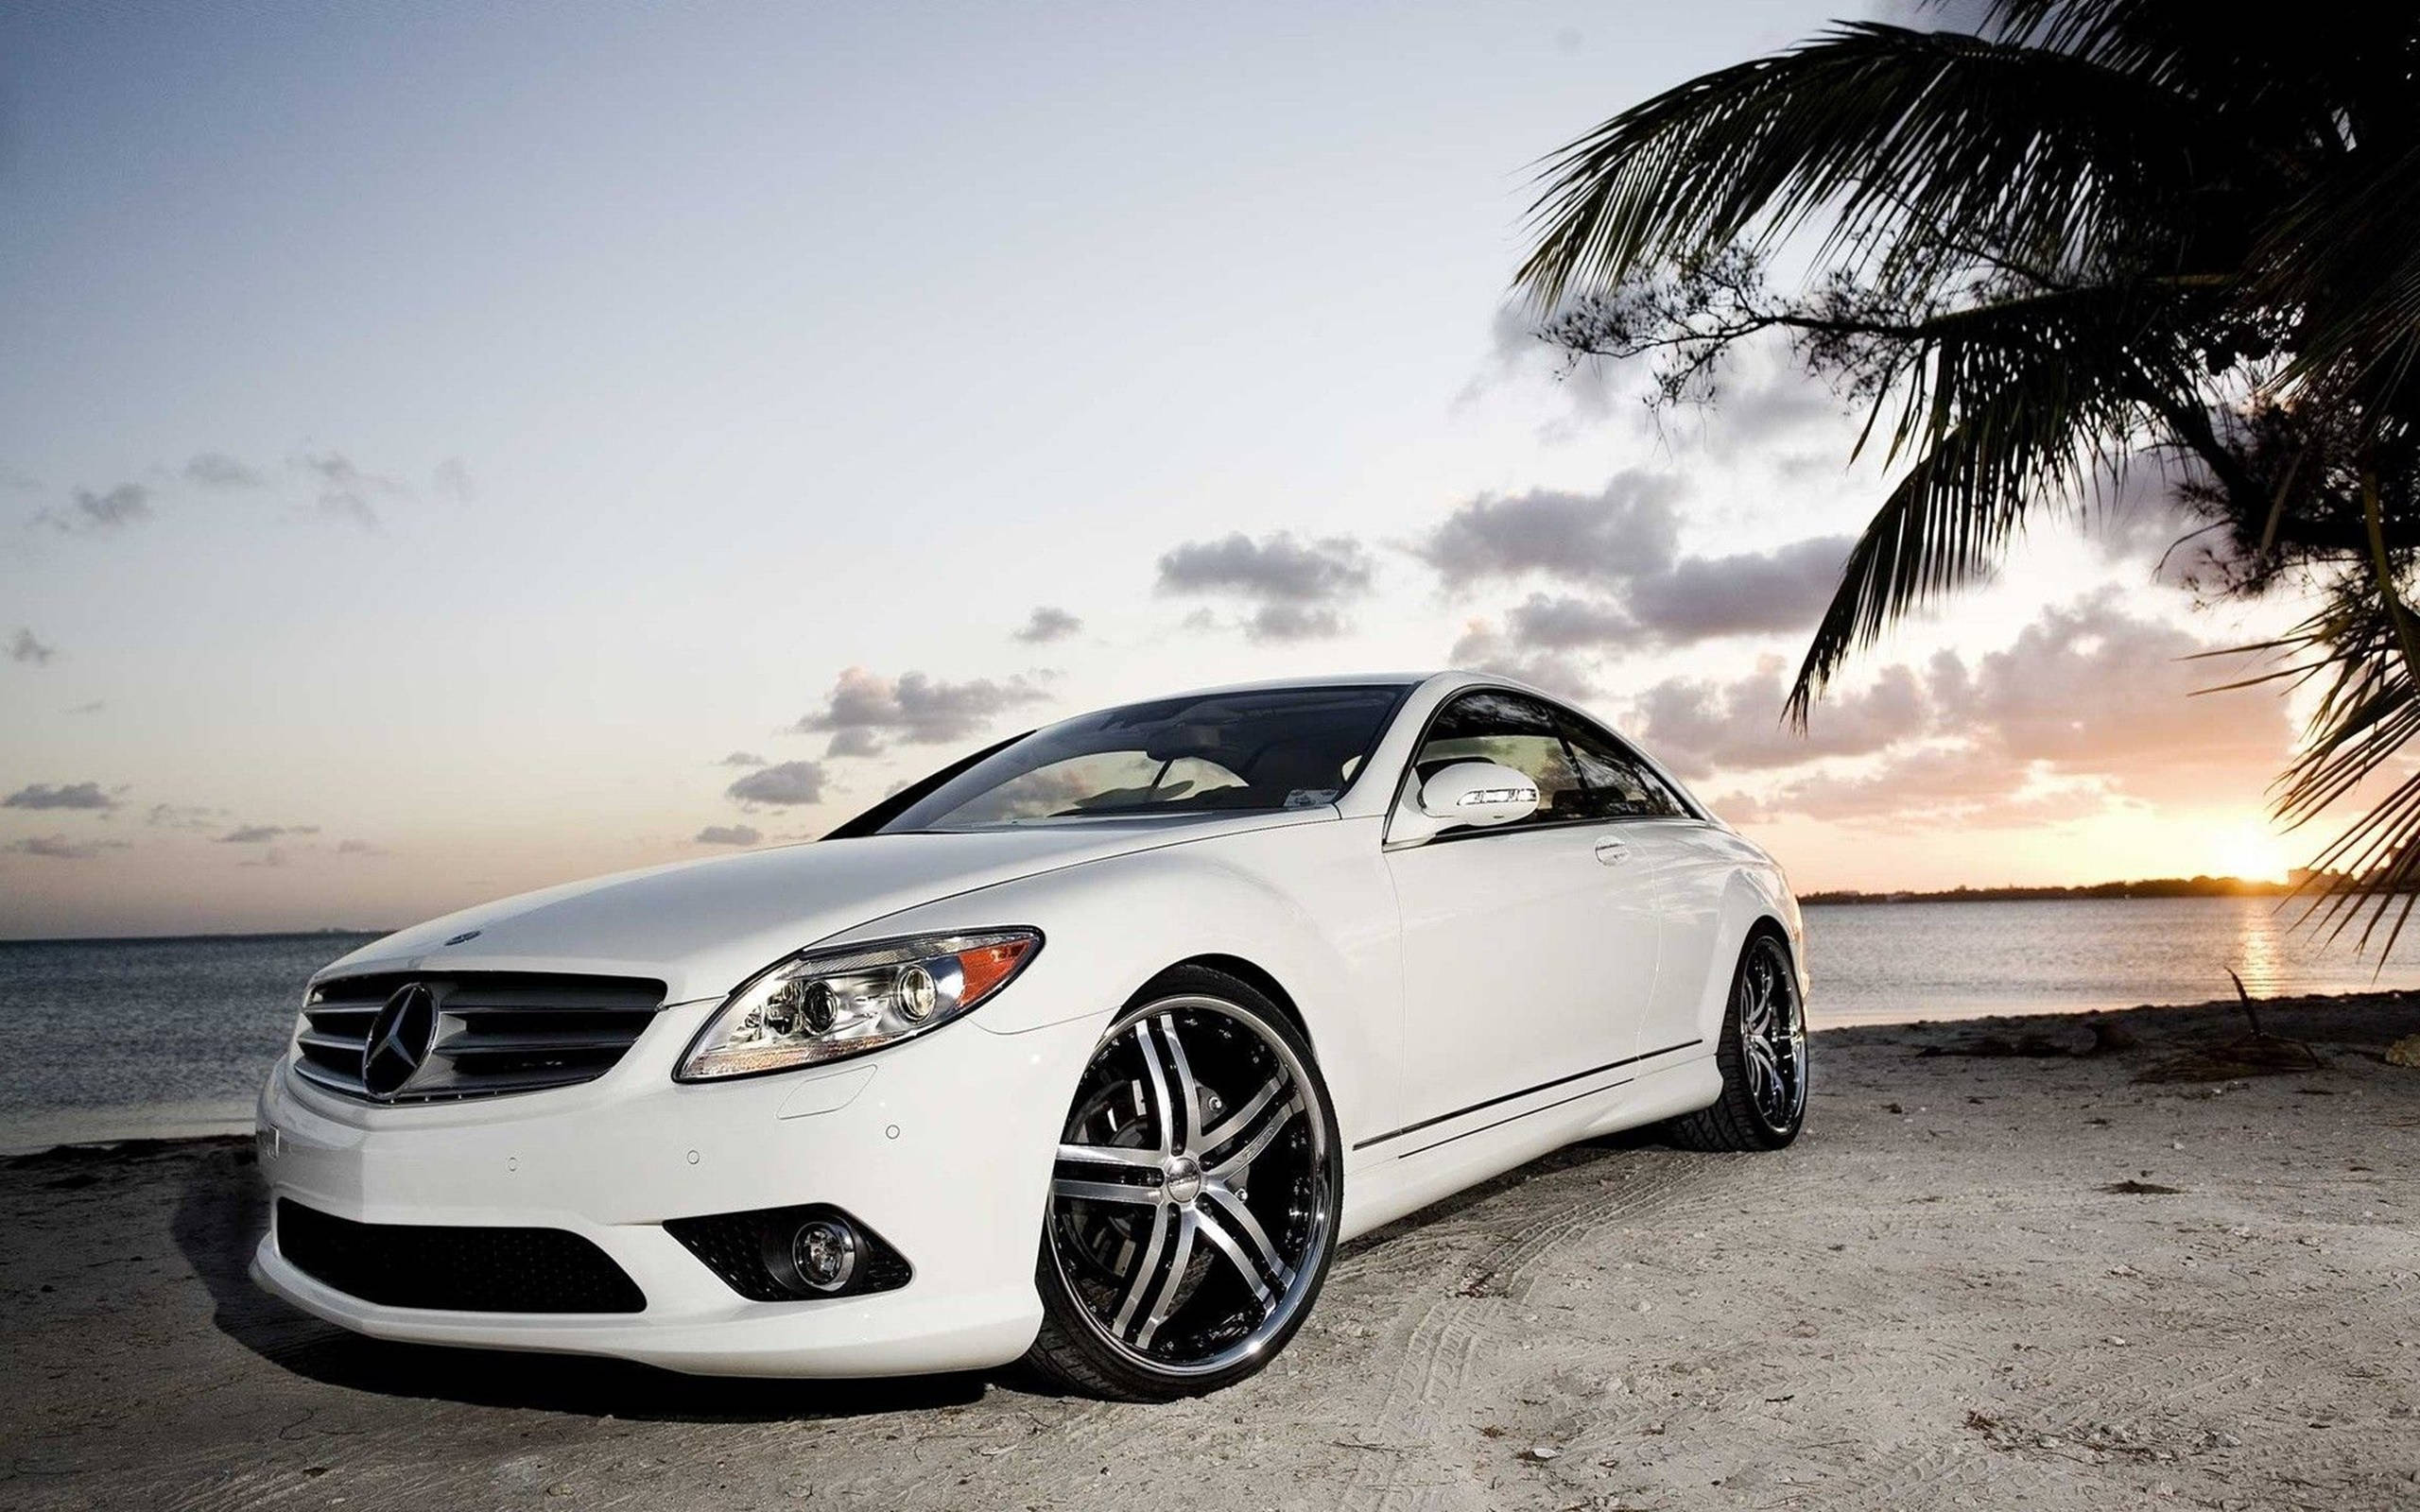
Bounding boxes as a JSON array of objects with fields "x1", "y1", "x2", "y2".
[
  {"x1": 0, "y1": 928, "x2": 387, "y2": 948},
  {"x1": 1799, "y1": 875, "x2": 2304, "y2": 906}
]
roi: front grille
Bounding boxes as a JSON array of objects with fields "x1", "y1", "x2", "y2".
[
  {"x1": 666, "y1": 1204, "x2": 913, "y2": 1301},
  {"x1": 292, "y1": 971, "x2": 666, "y2": 1103},
  {"x1": 275, "y1": 1199, "x2": 647, "y2": 1313}
]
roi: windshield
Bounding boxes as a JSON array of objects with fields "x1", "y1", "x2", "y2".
[{"x1": 876, "y1": 684, "x2": 1410, "y2": 833}]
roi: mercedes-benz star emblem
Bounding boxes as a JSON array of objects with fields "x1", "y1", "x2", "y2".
[{"x1": 361, "y1": 983, "x2": 439, "y2": 1100}]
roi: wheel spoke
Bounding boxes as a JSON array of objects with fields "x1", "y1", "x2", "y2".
[
  {"x1": 1051, "y1": 1176, "x2": 1160, "y2": 1204},
  {"x1": 1207, "y1": 1093, "x2": 1302, "y2": 1179},
  {"x1": 1132, "y1": 1021, "x2": 1179, "y2": 1156},
  {"x1": 1057, "y1": 1141, "x2": 1163, "y2": 1169},
  {"x1": 1110, "y1": 1203, "x2": 1174, "y2": 1338},
  {"x1": 1193, "y1": 1203, "x2": 1276, "y2": 1309},
  {"x1": 1154, "y1": 1013, "x2": 1203, "y2": 1153},
  {"x1": 1132, "y1": 1208, "x2": 1199, "y2": 1349},
  {"x1": 1202, "y1": 1181, "x2": 1295, "y2": 1293},
  {"x1": 1743, "y1": 1035, "x2": 1779, "y2": 1108},
  {"x1": 1740, "y1": 969, "x2": 1773, "y2": 1038},
  {"x1": 1197, "y1": 1071, "x2": 1289, "y2": 1160}
]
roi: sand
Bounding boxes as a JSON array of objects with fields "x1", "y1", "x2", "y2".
[{"x1": 4, "y1": 992, "x2": 2416, "y2": 1512}]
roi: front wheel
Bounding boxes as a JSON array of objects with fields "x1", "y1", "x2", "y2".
[
  {"x1": 1666, "y1": 932, "x2": 1807, "y2": 1151},
  {"x1": 1024, "y1": 967, "x2": 1340, "y2": 1400}
]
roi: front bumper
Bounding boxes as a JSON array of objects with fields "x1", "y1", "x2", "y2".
[{"x1": 251, "y1": 1000, "x2": 1104, "y2": 1377}]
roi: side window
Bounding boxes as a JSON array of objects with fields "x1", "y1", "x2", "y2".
[
  {"x1": 1410, "y1": 691, "x2": 1585, "y2": 828},
  {"x1": 1557, "y1": 712, "x2": 1689, "y2": 820}
]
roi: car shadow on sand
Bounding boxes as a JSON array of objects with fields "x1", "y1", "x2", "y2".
[
  {"x1": 170, "y1": 1125, "x2": 1687, "y2": 1420},
  {"x1": 166, "y1": 1142, "x2": 988, "y2": 1422}
]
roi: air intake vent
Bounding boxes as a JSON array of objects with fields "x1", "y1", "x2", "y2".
[
  {"x1": 276, "y1": 1199, "x2": 646, "y2": 1313},
  {"x1": 292, "y1": 971, "x2": 666, "y2": 1103}
]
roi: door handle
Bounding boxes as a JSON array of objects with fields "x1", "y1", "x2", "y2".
[{"x1": 1593, "y1": 836, "x2": 1631, "y2": 866}]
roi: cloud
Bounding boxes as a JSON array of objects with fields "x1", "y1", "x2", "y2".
[
  {"x1": 793, "y1": 667, "x2": 1049, "y2": 754},
  {"x1": 182, "y1": 452, "x2": 266, "y2": 489},
  {"x1": 33, "y1": 483, "x2": 152, "y2": 534},
  {"x1": 1418, "y1": 471, "x2": 1848, "y2": 653},
  {"x1": 146, "y1": 802, "x2": 227, "y2": 831},
  {"x1": 1445, "y1": 619, "x2": 1602, "y2": 700},
  {"x1": 1014, "y1": 605, "x2": 1082, "y2": 644},
  {"x1": 1629, "y1": 662, "x2": 1927, "y2": 779},
  {"x1": 432, "y1": 457, "x2": 474, "y2": 502},
  {"x1": 1747, "y1": 745, "x2": 2102, "y2": 830},
  {"x1": 9, "y1": 627, "x2": 56, "y2": 665},
  {"x1": 216, "y1": 823, "x2": 319, "y2": 844},
  {"x1": 296, "y1": 451, "x2": 406, "y2": 527},
  {"x1": 1935, "y1": 593, "x2": 2290, "y2": 802},
  {"x1": 694, "y1": 824, "x2": 763, "y2": 847},
  {"x1": 335, "y1": 838, "x2": 386, "y2": 855},
  {"x1": 1499, "y1": 594, "x2": 1634, "y2": 649},
  {"x1": 1666, "y1": 593, "x2": 2298, "y2": 829},
  {"x1": 1155, "y1": 532, "x2": 1374, "y2": 641},
  {"x1": 65, "y1": 700, "x2": 104, "y2": 715},
  {"x1": 1415, "y1": 472, "x2": 1680, "y2": 589},
  {"x1": 1684, "y1": 356, "x2": 1841, "y2": 445},
  {"x1": 4, "y1": 833, "x2": 130, "y2": 860},
  {"x1": 1623, "y1": 535, "x2": 1852, "y2": 643},
  {"x1": 717, "y1": 750, "x2": 768, "y2": 767},
  {"x1": 727, "y1": 760, "x2": 827, "y2": 807},
  {"x1": 4, "y1": 781, "x2": 117, "y2": 812}
]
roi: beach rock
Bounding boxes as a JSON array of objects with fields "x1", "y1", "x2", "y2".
[{"x1": 2386, "y1": 1034, "x2": 2420, "y2": 1068}]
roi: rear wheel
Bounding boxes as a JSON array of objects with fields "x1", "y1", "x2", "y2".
[
  {"x1": 1025, "y1": 967, "x2": 1340, "y2": 1400},
  {"x1": 1666, "y1": 932, "x2": 1807, "y2": 1151}
]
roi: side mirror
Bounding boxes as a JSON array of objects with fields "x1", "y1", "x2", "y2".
[{"x1": 1418, "y1": 762, "x2": 1539, "y2": 827}]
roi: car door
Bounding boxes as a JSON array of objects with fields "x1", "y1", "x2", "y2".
[
  {"x1": 1554, "y1": 707, "x2": 1730, "y2": 1060},
  {"x1": 1381, "y1": 690, "x2": 1665, "y2": 1134}
]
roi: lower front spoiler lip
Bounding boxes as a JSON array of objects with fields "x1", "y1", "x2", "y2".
[{"x1": 250, "y1": 1234, "x2": 1043, "y2": 1379}]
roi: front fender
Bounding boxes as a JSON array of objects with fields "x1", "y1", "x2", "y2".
[{"x1": 817, "y1": 817, "x2": 1402, "y2": 1151}]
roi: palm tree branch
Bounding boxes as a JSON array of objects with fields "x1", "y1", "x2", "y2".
[
  {"x1": 1783, "y1": 283, "x2": 2206, "y2": 720},
  {"x1": 1516, "y1": 21, "x2": 2220, "y2": 309}
]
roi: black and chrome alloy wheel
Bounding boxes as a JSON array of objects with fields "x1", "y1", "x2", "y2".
[
  {"x1": 1737, "y1": 934, "x2": 1807, "y2": 1136},
  {"x1": 1026, "y1": 967, "x2": 1339, "y2": 1399},
  {"x1": 1668, "y1": 932, "x2": 1808, "y2": 1152}
]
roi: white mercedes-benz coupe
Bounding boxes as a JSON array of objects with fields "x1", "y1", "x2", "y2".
[{"x1": 251, "y1": 672, "x2": 1807, "y2": 1399}]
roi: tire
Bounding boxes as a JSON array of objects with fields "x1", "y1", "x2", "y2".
[
  {"x1": 1024, "y1": 966, "x2": 1342, "y2": 1400},
  {"x1": 1665, "y1": 930, "x2": 1808, "y2": 1152}
]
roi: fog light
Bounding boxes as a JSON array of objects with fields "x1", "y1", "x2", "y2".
[{"x1": 790, "y1": 1217, "x2": 859, "y2": 1293}]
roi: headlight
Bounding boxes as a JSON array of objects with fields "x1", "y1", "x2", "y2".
[{"x1": 675, "y1": 929, "x2": 1041, "y2": 1082}]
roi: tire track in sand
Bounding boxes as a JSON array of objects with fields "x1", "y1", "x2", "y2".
[{"x1": 1328, "y1": 1144, "x2": 1730, "y2": 1512}]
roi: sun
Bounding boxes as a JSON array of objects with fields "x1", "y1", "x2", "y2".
[{"x1": 2212, "y1": 817, "x2": 2291, "y2": 885}]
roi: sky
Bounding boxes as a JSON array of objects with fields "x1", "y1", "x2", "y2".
[{"x1": 0, "y1": 1, "x2": 2322, "y2": 937}]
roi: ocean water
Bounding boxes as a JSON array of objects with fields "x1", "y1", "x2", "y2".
[
  {"x1": 0, "y1": 932, "x2": 381, "y2": 1153},
  {"x1": 1803, "y1": 895, "x2": 2420, "y2": 1024},
  {"x1": 4, "y1": 897, "x2": 2416, "y2": 1152}
]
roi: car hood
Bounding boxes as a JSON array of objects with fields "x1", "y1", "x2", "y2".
[{"x1": 314, "y1": 811, "x2": 1323, "y2": 1003}]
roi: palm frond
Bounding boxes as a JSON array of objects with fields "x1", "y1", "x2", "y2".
[
  {"x1": 2257, "y1": 140, "x2": 2420, "y2": 419},
  {"x1": 1515, "y1": 21, "x2": 2210, "y2": 310},
  {"x1": 2251, "y1": 581, "x2": 2420, "y2": 955},
  {"x1": 1784, "y1": 283, "x2": 2203, "y2": 718}
]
